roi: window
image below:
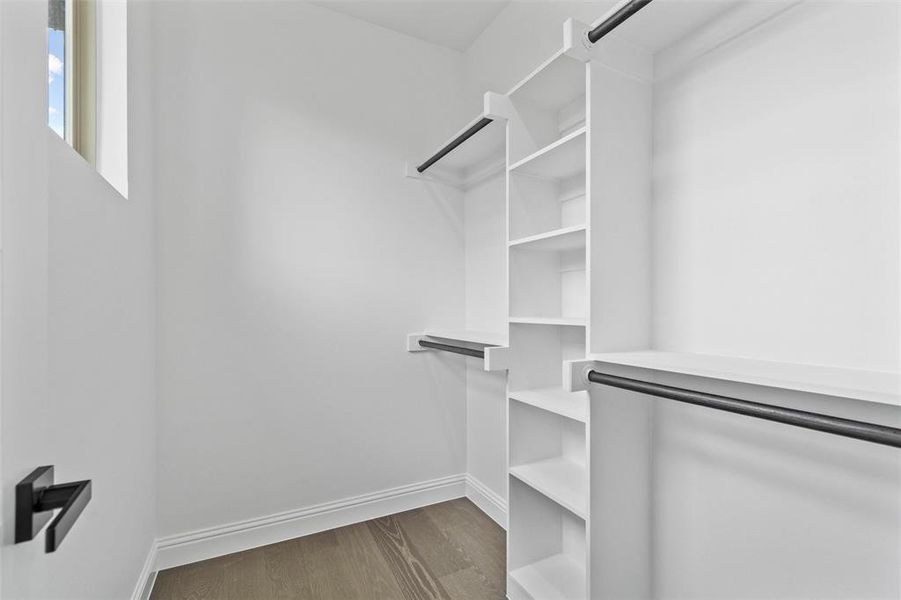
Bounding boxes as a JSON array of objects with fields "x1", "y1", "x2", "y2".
[
  {"x1": 47, "y1": 0, "x2": 128, "y2": 198},
  {"x1": 48, "y1": 0, "x2": 67, "y2": 139}
]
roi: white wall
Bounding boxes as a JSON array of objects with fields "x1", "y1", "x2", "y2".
[
  {"x1": 152, "y1": 1, "x2": 470, "y2": 537},
  {"x1": 464, "y1": 174, "x2": 507, "y2": 505},
  {"x1": 653, "y1": 1, "x2": 899, "y2": 372},
  {"x1": 0, "y1": 1, "x2": 157, "y2": 598}
]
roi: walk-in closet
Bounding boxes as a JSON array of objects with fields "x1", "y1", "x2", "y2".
[{"x1": 1, "y1": 0, "x2": 899, "y2": 599}]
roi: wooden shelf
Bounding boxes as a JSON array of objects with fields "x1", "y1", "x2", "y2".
[
  {"x1": 509, "y1": 225, "x2": 586, "y2": 252},
  {"x1": 510, "y1": 317, "x2": 586, "y2": 327},
  {"x1": 510, "y1": 388, "x2": 588, "y2": 423},
  {"x1": 423, "y1": 330, "x2": 508, "y2": 347},
  {"x1": 589, "y1": 350, "x2": 901, "y2": 407},
  {"x1": 509, "y1": 553, "x2": 586, "y2": 600},
  {"x1": 508, "y1": 127, "x2": 586, "y2": 180},
  {"x1": 510, "y1": 457, "x2": 588, "y2": 518}
]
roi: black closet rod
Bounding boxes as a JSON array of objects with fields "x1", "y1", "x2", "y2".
[
  {"x1": 419, "y1": 339, "x2": 485, "y2": 359},
  {"x1": 587, "y1": 371, "x2": 901, "y2": 449},
  {"x1": 417, "y1": 117, "x2": 494, "y2": 174},
  {"x1": 587, "y1": 0, "x2": 655, "y2": 44}
]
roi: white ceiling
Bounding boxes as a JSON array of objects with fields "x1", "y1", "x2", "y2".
[{"x1": 312, "y1": 0, "x2": 511, "y2": 52}]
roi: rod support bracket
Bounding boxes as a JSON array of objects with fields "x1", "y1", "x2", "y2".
[
  {"x1": 483, "y1": 91, "x2": 514, "y2": 122},
  {"x1": 563, "y1": 18, "x2": 594, "y2": 62},
  {"x1": 564, "y1": 359, "x2": 596, "y2": 392}
]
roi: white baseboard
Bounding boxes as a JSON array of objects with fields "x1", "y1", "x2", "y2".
[
  {"x1": 155, "y1": 473, "x2": 467, "y2": 570},
  {"x1": 465, "y1": 474, "x2": 507, "y2": 530},
  {"x1": 131, "y1": 540, "x2": 158, "y2": 600}
]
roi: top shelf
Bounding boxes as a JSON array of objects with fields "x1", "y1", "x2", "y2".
[
  {"x1": 424, "y1": 330, "x2": 508, "y2": 347},
  {"x1": 589, "y1": 351, "x2": 901, "y2": 407},
  {"x1": 507, "y1": 50, "x2": 586, "y2": 112},
  {"x1": 414, "y1": 114, "x2": 506, "y2": 187}
]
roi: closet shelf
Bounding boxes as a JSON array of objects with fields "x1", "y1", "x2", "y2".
[
  {"x1": 406, "y1": 114, "x2": 506, "y2": 189},
  {"x1": 423, "y1": 330, "x2": 508, "y2": 347},
  {"x1": 507, "y1": 49, "x2": 586, "y2": 112},
  {"x1": 509, "y1": 225, "x2": 587, "y2": 252},
  {"x1": 508, "y1": 127, "x2": 586, "y2": 180},
  {"x1": 509, "y1": 457, "x2": 588, "y2": 518},
  {"x1": 510, "y1": 317, "x2": 586, "y2": 327},
  {"x1": 509, "y1": 554, "x2": 586, "y2": 600},
  {"x1": 407, "y1": 330, "x2": 510, "y2": 372},
  {"x1": 510, "y1": 388, "x2": 589, "y2": 423},
  {"x1": 588, "y1": 351, "x2": 901, "y2": 407}
]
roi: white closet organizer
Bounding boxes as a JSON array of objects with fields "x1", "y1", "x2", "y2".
[
  {"x1": 409, "y1": 1, "x2": 901, "y2": 598},
  {"x1": 406, "y1": 92, "x2": 511, "y2": 372}
]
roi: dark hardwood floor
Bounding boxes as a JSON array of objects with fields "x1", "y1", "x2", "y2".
[{"x1": 150, "y1": 498, "x2": 506, "y2": 600}]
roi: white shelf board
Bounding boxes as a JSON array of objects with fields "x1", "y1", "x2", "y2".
[
  {"x1": 509, "y1": 225, "x2": 587, "y2": 253},
  {"x1": 424, "y1": 329, "x2": 508, "y2": 347},
  {"x1": 508, "y1": 127, "x2": 586, "y2": 181},
  {"x1": 589, "y1": 350, "x2": 901, "y2": 407},
  {"x1": 509, "y1": 554, "x2": 586, "y2": 600},
  {"x1": 427, "y1": 115, "x2": 505, "y2": 176},
  {"x1": 510, "y1": 317, "x2": 586, "y2": 327},
  {"x1": 509, "y1": 457, "x2": 588, "y2": 519},
  {"x1": 507, "y1": 49, "x2": 586, "y2": 112},
  {"x1": 510, "y1": 388, "x2": 589, "y2": 423}
]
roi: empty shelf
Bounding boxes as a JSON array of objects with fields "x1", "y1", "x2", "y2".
[
  {"x1": 509, "y1": 457, "x2": 588, "y2": 518},
  {"x1": 424, "y1": 330, "x2": 508, "y2": 347},
  {"x1": 510, "y1": 317, "x2": 586, "y2": 327},
  {"x1": 509, "y1": 127, "x2": 586, "y2": 180},
  {"x1": 588, "y1": 351, "x2": 901, "y2": 407},
  {"x1": 507, "y1": 50, "x2": 586, "y2": 112},
  {"x1": 509, "y1": 225, "x2": 587, "y2": 252},
  {"x1": 510, "y1": 388, "x2": 589, "y2": 423},
  {"x1": 509, "y1": 554, "x2": 586, "y2": 600}
]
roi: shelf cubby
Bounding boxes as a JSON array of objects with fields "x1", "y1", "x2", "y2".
[
  {"x1": 510, "y1": 400, "x2": 587, "y2": 517},
  {"x1": 510, "y1": 242, "x2": 586, "y2": 323},
  {"x1": 508, "y1": 477, "x2": 587, "y2": 600},
  {"x1": 510, "y1": 170, "x2": 585, "y2": 240},
  {"x1": 508, "y1": 323, "x2": 586, "y2": 392},
  {"x1": 507, "y1": 51, "x2": 588, "y2": 165}
]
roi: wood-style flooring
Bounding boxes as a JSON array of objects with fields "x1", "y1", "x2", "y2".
[{"x1": 150, "y1": 498, "x2": 506, "y2": 600}]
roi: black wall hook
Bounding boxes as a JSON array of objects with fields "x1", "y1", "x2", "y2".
[{"x1": 15, "y1": 466, "x2": 92, "y2": 552}]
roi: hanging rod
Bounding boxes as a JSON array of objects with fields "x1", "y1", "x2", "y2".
[
  {"x1": 587, "y1": 371, "x2": 901, "y2": 449},
  {"x1": 587, "y1": 0, "x2": 654, "y2": 44},
  {"x1": 417, "y1": 117, "x2": 494, "y2": 174},
  {"x1": 418, "y1": 339, "x2": 486, "y2": 359}
]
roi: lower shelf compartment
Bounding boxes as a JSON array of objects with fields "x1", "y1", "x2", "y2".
[
  {"x1": 510, "y1": 458, "x2": 588, "y2": 518},
  {"x1": 509, "y1": 554, "x2": 586, "y2": 600}
]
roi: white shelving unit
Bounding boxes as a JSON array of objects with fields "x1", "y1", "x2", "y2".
[{"x1": 504, "y1": 22, "x2": 593, "y2": 600}]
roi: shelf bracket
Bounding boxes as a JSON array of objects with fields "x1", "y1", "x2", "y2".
[{"x1": 16, "y1": 466, "x2": 93, "y2": 552}]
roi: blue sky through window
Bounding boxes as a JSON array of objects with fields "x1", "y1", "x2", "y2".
[{"x1": 48, "y1": 27, "x2": 65, "y2": 137}]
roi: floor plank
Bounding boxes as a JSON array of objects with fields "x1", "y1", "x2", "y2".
[{"x1": 151, "y1": 498, "x2": 505, "y2": 600}]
